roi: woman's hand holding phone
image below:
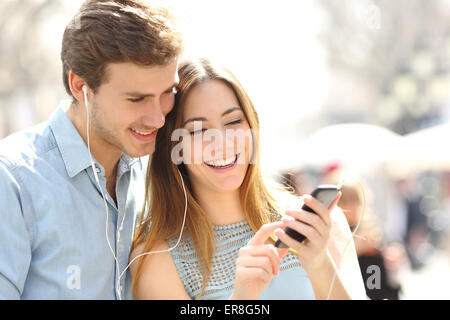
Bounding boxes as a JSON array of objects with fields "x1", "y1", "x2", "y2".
[
  {"x1": 230, "y1": 221, "x2": 289, "y2": 300},
  {"x1": 274, "y1": 192, "x2": 342, "y2": 272}
]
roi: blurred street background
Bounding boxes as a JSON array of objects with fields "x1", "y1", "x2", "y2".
[{"x1": 1, "y1": 0, "x2": 450, "y2": 299}]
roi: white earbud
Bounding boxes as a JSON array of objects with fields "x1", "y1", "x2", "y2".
[{"x1": 82, "y1": 85, "x2": 88, "y2": 110}]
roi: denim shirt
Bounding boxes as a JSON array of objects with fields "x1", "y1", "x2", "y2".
[{"x1": 0, "y1": 100, "x2": 146, "y2": 299}]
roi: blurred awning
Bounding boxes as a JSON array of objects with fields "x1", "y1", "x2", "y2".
[
  {"x1": 263, "y1": 122, "x2": 450, "y2": 176},
  {"x1": 278, "y1": 123, "x2": 401, "y2": 172},
  {"x1": 389, "y1": 123, "x2": 450, "y2": 175}
]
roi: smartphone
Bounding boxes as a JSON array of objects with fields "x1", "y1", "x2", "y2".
[{"x1": 274, "y1": 185, "x2": 341, "y2": 248}]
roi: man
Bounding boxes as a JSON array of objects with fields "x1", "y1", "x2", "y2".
[{"x1": 0, "y1": 0, "x2": 182, "y2": 299}]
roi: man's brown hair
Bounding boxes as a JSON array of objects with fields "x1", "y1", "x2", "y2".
[{"x1": 61, "y1": 0, "x2": 183, "y2": 99}]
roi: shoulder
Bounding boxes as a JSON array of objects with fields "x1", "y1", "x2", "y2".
[
  {"x1": 0, "y1": 156, "x2": 26, "y2": 203},
  {"x1": 0, "y1": 122, "x2": 56, "y2": 171},
  {"x1": 129, "y1": 240, "x2": 168, "y2": 277},
  {"x1": 130, "y1": 239, "x2": 191, "y2": 300},
  {"x1": 0, "y1": 122, "x2": 59, "y2": 199}
]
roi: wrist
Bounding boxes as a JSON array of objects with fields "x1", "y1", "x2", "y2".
[{"x1": 303, "y1": 250, "x2": 334, "y2": 275}]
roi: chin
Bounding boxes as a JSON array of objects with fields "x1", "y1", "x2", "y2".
[
  {"x1": 125, "y1": 145, "x2": 156, "y2": 158},
  {"x1": 214, "y1": 176, "x2": 245, "y2": 192}
]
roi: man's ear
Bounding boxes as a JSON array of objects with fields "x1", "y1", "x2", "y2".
[{"x1": 68, "y1": 70, "x2": 87, "y2": 105}]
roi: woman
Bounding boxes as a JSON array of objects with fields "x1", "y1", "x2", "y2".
[{"x1": 130, "y1": 58, "x2": 366, "y2": 300}]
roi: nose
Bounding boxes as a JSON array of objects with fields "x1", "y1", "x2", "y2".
[
  {"x1": 208, "y1": 128, "x2": 237, "y2": 159},
  {"x1": 141, "y1": 101, "x2": 166, "y2": 129}
]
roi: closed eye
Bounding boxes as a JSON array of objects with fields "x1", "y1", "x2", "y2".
[
  {"x1": 128, "y1": 87, "x2": 176, "y2": 103},
  {"x1": 189, "y1": 128, "x2": 207, "y2": 135},
  {"x1": 226, "y1": 119, "x2": 242, "y2": 125},
  {"x1": 128, "y1": 97, "x2": 145, "y2": 103}
]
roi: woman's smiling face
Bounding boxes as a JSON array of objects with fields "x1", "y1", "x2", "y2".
[{"x1": 181, "y1": 79, "x2": 254, "y2": 194}]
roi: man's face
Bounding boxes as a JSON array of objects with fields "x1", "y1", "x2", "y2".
[{"x1": 89, "y1": 59, "x2": 179, "y2": 158}]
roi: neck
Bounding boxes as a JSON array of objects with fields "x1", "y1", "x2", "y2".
[
  {"x1": 194, "y1": 186, "x2": 245, "y2": 226},
  {"x1": 66, "y1": 103, "x2": 121, "y2": 180}
]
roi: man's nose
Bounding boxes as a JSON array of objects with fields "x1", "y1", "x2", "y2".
[{"x1": 141, "y1": 101, "x2": 166, "y2": 129}]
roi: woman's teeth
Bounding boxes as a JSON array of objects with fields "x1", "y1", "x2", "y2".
[
  {"x1": 205, "y1": 154, "x2": 238, "y2": 168},
  {"x1": 131, "y1": 128, "x2": 154, "y2": 136}
]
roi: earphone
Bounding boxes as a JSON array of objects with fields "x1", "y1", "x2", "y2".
[
  {"x1": 82, "y1": 85, "x2": 122, "y2": 298},
  {"x1": 82, "y1": 84, "x2": 188, "y2": 300},
  {"x1": 119, "y1": 168, "x2": 188, "y2": 283}
]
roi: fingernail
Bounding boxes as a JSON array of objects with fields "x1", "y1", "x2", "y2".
[
  {"x1": 282, "y1": 216, "x2": 295, "y2": 223},
  {"x1": 304, "y1": 194, "x2": 312, "y2": 202}
]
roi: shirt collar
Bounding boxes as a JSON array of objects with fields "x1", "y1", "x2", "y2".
[
  {"x1": 49, "y1": 100, "x2": 93, "y2": 178},
  {"x1": 118, "y1": 153, "x2": 142, "y2": 175},
  {"x1": 120, "y1": 153, "x2": 140, "y2": 168},
  {"x1": 49, "y1": 99, "x2": 141, "y2": 178}
]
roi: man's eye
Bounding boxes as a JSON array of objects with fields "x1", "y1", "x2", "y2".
[{"x1": 129, "y1": 97, "x2": 144, "y2": 103}]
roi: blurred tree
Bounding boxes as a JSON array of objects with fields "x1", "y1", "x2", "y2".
[
  {"x1": 0, "y1": 0, "x2": 71, "y2": 137},
  {"x1": 318, "y1": 0, "x2": 450, "y2": 134}
]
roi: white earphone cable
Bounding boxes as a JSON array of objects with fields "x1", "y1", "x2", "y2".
[
  {"x1": 326, "y1": 177, "x2": 366, "y2": 300},
  {"x1": 83, "y1": 86, "x2": 123, "y2": 299},
  {"x1": 118, "y1": 168, "x2": 188, "y2": 286},
  {"x1": 83, "y1": 85, "x2": 188, "y2": 299}
]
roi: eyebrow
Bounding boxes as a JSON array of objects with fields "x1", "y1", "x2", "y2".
[
  {"x1": 123, "y1": 82, "x2": 179, "y2": 98},
  {"x1": 183, "y1": 107, "x2": 242, "y2": 126}
]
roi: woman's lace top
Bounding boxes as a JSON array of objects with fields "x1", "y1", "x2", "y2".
[{"x1": 166, "y1": 220, "x2": 315, "y2": 300}]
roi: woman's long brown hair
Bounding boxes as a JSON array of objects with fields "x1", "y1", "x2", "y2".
[{"x1": 131, "y1": 58, "x2": 296, "y2": 299}]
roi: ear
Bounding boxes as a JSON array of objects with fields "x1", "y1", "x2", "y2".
[{"x1": 68, "y1": 70, "x2": 87, "y2": 105}]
